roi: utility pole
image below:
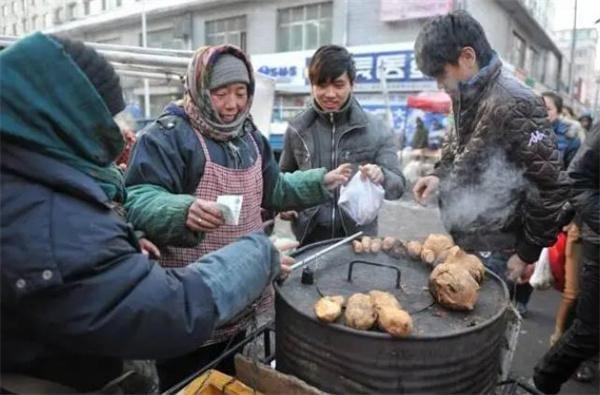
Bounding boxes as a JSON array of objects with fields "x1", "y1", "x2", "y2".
[
  {"x1": 142, "y1": 0, "x2": 151, "y2": 118},
  {"x1": 568, "y1": 0, "x2": 578, "y2": 98}
]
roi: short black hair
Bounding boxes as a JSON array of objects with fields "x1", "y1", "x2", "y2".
[
  {"x1": 414, "y1": 10, "x2": 493, "y2": 78},
  {"x1": 308, "y1": 45, "x2": 356, "y2": 86},
  {"x1": 542, "y1": 91, "x2": 563, "y2": 113}
]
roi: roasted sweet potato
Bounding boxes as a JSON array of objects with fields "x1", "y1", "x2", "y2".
[
  {"x1": 314, "y1": 295, "x2": 345, "y2": 323},
  {"x1": 443, "y1": 246, "x2": 486, "y2": 284},
  {"x1": 345, "y1": 293, "x2": 377, "y2": 330},
  {"x1": 382, "y1": 237, "x2": 395, "y2": 251},
  {"x1": 352, "y1": 240, "x2": 363, "y2": 254},
  {"x1": 370, "y1": 238, "x2": 382, "y2": 253},
  {"x1": 377, "y1": 306, "x2": 413, "y2": 337},
  {"x1": 429, "y1": 263, "x2": 480, "y2": 311}
]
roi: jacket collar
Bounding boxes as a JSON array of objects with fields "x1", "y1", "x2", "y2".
[
  {"x1": 293, "y1": 96, "x2": 369, "y2": 135},
  {"x1": 455, "y1": 53, "x2": 502, "y2": 111}
]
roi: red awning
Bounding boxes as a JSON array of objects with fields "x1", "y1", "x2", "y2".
[{"x1": 407, "y1": 91, "x2": 452, "y2": 113}]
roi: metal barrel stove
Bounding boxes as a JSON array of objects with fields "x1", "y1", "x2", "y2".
[{"x1": 275, "y1": 238, "x2": 510, "y2": 394}]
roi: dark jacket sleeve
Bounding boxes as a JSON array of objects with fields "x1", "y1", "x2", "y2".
[
  {"x1": 432, "y1": 125, "x2": 458, "y2": 178},
  {"x1": 507, "y1": 97, "x2": 568, "y2": 262},
  {"x1": 279, "y1": 124, "x2": 300, "y2": 172},
  {"x1": 567, "y1": 126, "x2": 599, "y2": 235},
  {"x1": 124, "y1": 118, "x2": 204, "y2": 247},
  {"x1": 371, "y1": 117, "x2": 405, "y2": 200},
  {"x1": 10, "y1": 192, "x2": 279, "y2": 360}
]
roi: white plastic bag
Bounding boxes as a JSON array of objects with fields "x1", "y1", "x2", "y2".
[
  {"x1": 338, "y1": 172, "x2": 385, "y2": 226},
  {"x1": 530, "y1": 248, "x2": 554, "y2": 290}
]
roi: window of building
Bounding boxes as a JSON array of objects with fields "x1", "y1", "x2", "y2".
[
  {"x1": 277, "y1": 2, "x2": 332, "y2": 52},
  {"x1": 12, "y1": 23, "x2": 17, "y2": 35},
  {"x1": 140, "y1": 28, "x2": 185, "y2": 49},
  {"x1": 526, "y1": 46, "x2": 540, "y2": 80},
  {"x1": 2, "y1": 5, "x2": 7, "y2": 17},
  {"x1": 12, "y1": 2, "x2": 17, "y2": 14},
  {"x1": 31, "y1": 0, "x2": 35, "y2": 6},
  {"x1": 54, "y1": 7, "x2": 63, "y2": 25},
  {"x1": 21, "y1": 18, "x2": 27, "y2": 33},
  {"x1": 83, "y1": 1, "x2": 90, "y2": 15},
  {"x1": 116, "y1": 0, "x2": 122, "y2": 7},
  {"x1": 21, "y1": 0, "x2": 26, "y2": 12},
  {"x1": 32, "y1": 15, "x2": 37, "y2": 30},
  {"x1": 512, "y1": 32, "x2": 526, "y2": 69},
  {"x1": 44, "y1": 13, "x2": 51, "y2": 28},
  {"x1": 205, "y1": 16, "x2": 247, "y2": 51},
  {"x1": 102, "y1": 0, "x2": 107, "y2": 11},
  {"x1": 67, "y1": 3, "x2": 77, "y2": 20}
]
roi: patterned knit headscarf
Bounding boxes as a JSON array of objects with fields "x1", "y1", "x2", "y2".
[{"x1": 183, "y1": 45, "x2": 255, "y2": 142}]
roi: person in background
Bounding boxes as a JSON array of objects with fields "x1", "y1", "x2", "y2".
[
  {"x1": 534, "y1": 124, "x2": 599, "y2": 394},
  {"x1": 1, "y1": 33, "x2": 283, "y2": 394},
  {"x1": 124, "y1": 44, "x2": 351, "y2": 391},
  {"x1": 412, "y1": 11, "x2": 567, "y2": 301},
  {"x1": 114, "y1": 111, "x2": 138, "y2": 170},
  {"x1": 279, "y1": 45, "x2": 405, "y2": 246},
  {"x1": 411, "y1": 117, "x2": 430, "y2": 149},
  {"x1": 579, "y1": 114, "x2": 593, "y2": 134},
  {"x1": 542, "y1": 92, "x2": 581, "y2": 169}
]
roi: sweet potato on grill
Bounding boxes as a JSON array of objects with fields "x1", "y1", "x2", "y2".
[
  {"x1": 443, "y1": 246, "x2": 486, "y2": 284},
  {"x1": 345, "y1": 293, "x2": 377, "y2": 330},
  {"x1": 429, "y1": 263, "x2": 480, "y2": 311},
  {"x1": 421, "y1": 234, "x2": 454, "y2": 264},
  {"x1": 369, "y1": 290, "x2": 401, "y2": 311},
  {"x1": 370, "y1": 238, "x2": 382, "y2": 253},
  {"x1": 406, "y1": 240, "x2": 423, "y2": 259},
  {"x1": 377, "y1": 306, "x2": 413, "y2": 338},
  {"x1": 361, "y1": 236, "x2": 372, "y2": 251},
  {"x1": 382, "y1": 237, "x2": 395, "y2": 251},
  {"x1": 352, "y1": 240, "x2": 363, "y2": 254},
  {"x1": 314, "y1": 295, "x2": 345, "y2": 323}
]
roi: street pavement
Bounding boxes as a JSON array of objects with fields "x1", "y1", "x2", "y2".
[{"x1": 273, "y1": 198, "x2": 599, "y2": 394}]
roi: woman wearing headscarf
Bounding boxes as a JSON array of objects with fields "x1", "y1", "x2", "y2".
[{"x1": 125, "y1": 45, "x2": 350, "y2": 390}]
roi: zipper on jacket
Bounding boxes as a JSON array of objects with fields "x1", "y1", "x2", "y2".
[{"x1": 330, "y1": 112, "x2": 337, "y2": 239}]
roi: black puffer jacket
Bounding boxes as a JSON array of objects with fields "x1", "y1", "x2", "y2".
[
  {"x1": 567, "y1": 124, "x2": 599, "y2": 247},
  {"x1": 433, "y1": 54, "x2": 567, "y2": 262}
]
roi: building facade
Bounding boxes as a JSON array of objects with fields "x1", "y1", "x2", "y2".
[
  {"x1": 1, "y1": 0, "x2": 574, "y2": 145},
  {"x1": 555, "y1": 27, "x2": 598, "y2": 109}
]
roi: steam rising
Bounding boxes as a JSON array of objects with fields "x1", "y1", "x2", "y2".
[{"x1": 440, "y1": 149, "x2": 529, "y2": 233}]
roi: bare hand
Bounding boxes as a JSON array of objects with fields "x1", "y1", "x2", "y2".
[
  {"x1": 359, "y1": 164, "x2": 384, "y2": 185},
  {"x1": 505, "y1": 254, "x2": 528, "y2": 283},
  {"x1": 279, "y1": 211, "x2": 298, "y2": 221},
  {"x1": 412, "y1": 175, "x2": 440, "y2": 205},
  {"x1": 549, "y1": 330, "x2": 562, "y2": 347},
  {"x1": 324, "y1": 163, "x2": 353, "y2": 190},
  {"x1": 186, "y1": 198, "x2": 225, "y2": 233},
  {"x1": 518, "y1": 262, "x2": 535, "y2": 284},
  {"x1": 139, "y1": 238, "x2": 161, "y2": 258},
  {"x1": 272, "y1": 238, "x2": 299, "y2": 281}
]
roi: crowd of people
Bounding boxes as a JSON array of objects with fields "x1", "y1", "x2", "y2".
[{"x1": 0, "y1": 10, "x2": 597, "y2": 395}]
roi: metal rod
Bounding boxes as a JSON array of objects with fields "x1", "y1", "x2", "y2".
[{"x1": 289, "y1": 231, "x2": 363, "y2": 271}]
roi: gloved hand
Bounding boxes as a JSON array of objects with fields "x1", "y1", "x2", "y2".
[{"x1": 191, "y1": 232, "x2": 280, "y2": 326}]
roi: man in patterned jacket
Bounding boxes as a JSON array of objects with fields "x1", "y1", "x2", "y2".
[{"x1": 412, "y1": 11, "x2": 567, "y2": 285}]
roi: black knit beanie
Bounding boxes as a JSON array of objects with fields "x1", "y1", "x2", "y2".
[{"x1": 50, "y1": 35, "x2": 125, "y2": 116}]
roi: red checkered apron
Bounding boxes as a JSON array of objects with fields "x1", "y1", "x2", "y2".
[{"x1": 160, "y1": 131, "x2": 269, "y2": 344}]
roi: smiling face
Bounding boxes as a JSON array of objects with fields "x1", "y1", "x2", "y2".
[
  {"x1": 311, "y1": 72, "x2": 352, "y2": 112},
  {"x1": 209, "y1": 82, "x2": 249, "y2": 124}
]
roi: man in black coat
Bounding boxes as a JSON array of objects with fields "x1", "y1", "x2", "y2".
[{"x1": 412, "y1": 11, "x2": 567, "y2": 289}]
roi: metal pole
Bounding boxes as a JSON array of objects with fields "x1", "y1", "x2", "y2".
[
  {"x1": 568, "y1": 0, "x2": 578, "y2": 98},
  {"x1": 142, "y1": 0, "x2": 151, "y2": 118}
]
